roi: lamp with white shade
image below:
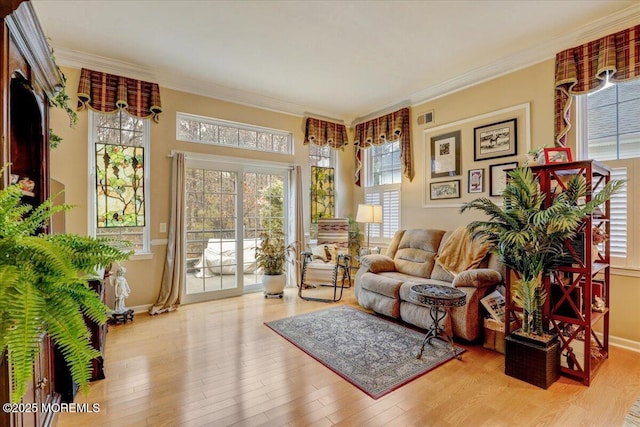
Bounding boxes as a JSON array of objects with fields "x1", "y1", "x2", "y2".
[{"x1": 356, "y1": 204, "x2": 383, "y2": 255}]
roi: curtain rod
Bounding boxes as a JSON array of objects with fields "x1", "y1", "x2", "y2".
[{"x1": 166, "y1": 150, "x2": 296, "y2": 170}]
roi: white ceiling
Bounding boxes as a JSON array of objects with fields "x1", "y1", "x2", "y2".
[{"x1": 32, "y1": 0, "x2": 640, "y2": 124}]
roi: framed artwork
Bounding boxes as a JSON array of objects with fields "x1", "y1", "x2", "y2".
[
  {"x1": 468, "y1": 168, "x2": 484, "y2": 193},
  {"x1": 430, "y1": 179, "x2": 461, "y2": 200},
  {"x1": 431, "y1": 130, "x2": 461, "y2": 178},
  {"x1": 490, "y1": 162, "x2": 518, "y2": 197},
  {"x1": 474, "y1": 118, "x2": 517, "y2": 161},
  {"x1": 544, "y1": 147, "x2": 572, "y2": 164}
]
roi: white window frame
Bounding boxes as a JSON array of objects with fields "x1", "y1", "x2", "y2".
[
  {"x1": 363, "y1": 141, "x2": 402, "y2": 240},
  {"x1": 576, "y1": 93, "x2": 640, "y2": 274},
  {"x1": 176, "y1": 112, "x2": 293, "y2": 155},
  {"x1": 309, "y1": 143, "x2": 335, "y2": 169},
  {"x1": 88, "y1": 111, "x2": 151, "y2": 256}
]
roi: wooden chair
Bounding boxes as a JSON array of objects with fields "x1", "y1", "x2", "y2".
[{"x1": 299, "y1": 218, "x2": 351, "y2": 302}]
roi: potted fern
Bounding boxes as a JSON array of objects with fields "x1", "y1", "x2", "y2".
[
  {"x1": 254, "y1": 232, "x2": 297, "y2": 298},
  {"x1": 461, "y1": 166, "x2": 622, "y2": 337},
  {"x1": 0, "y1": 180, "x2": 132, "y2": 402}
]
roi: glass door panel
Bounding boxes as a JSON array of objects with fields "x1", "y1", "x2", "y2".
[
  {"x1": 183, "y1": 160, "x2": 288, "y2": 303},
  {"x1": 185, "y1": 167, "x2": 241, "y2": 302},
  {"x1": 242, "y1": 171, "x2": 286, "y2": 292}
]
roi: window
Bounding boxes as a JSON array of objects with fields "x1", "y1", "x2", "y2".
[
  {"x1": 89, "y1": 110, "x2": 149, "y2": 253},
  {"x1": 578, "y1": 78, "x2": 640, "y2": 270},
  {"x1": 309, "y1": 144, "x2": 335, "y2": 224},
  {"x1": 309, "y1": 144, "x2": 332, "y2": 168},
  {"x1": 176, "y1": 112, "x2": 293, "y2": 154},
  {"x1": 364, "y1": 141, "x2": 401, "y2": 239}
]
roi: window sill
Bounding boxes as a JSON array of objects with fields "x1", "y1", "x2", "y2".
[
  {"x1": 130, "y1": 252, "x2": 154, "y2": 261},
  {"x1": 611, "y1": 267, "x2": 640, "y2": 278}
]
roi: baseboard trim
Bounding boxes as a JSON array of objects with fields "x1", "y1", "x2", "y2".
[
  {"x1": 609, "y1": 335, "x2": 640, "y2": 353},
  {"x1": 129, "y1": 304, "x2": 152, "y2": 314}
]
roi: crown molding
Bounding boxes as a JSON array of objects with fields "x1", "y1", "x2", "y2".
[
  {"x1": 408, "y1": 3, "x2": 640, "y2": 108},
  {"x1": 53, "y1": 46, "x2": 324, "y2": 119},
  {"x1": 53, "y1": 3, "x2": 640, "y2": 122},
  {"x1": 351, "y1": 100, "x2": 411, "y2": 126}
]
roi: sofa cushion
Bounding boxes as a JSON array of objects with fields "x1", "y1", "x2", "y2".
[
  {"x1": 360, "y1": 272, "x2": 404, "y2": 299},
  {"x1": 359, "y1": 254, "x2": 395, "y2": 273},
  {"x1": 393, "y1": 229, "x2": 445, "y2": 278}
]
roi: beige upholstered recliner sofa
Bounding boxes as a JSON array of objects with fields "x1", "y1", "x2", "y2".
[{"x1": 354, "y1": 228, "x2": 504, "y2": 342}]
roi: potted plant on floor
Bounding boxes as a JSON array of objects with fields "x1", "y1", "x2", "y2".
[
  {"x1": 461, "y1": 166, "x2": 622, "y2": 386},
  {"x1": 0, "y1": 179, "x2": 132, "y2": 402},
  {"x1": 255, "y1": 232, "x2": 298, "y2": 298}
]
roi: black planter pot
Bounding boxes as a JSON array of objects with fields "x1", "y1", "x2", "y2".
[{"x1": 505, "y1": 332, "x2": 560, "y2": 389}]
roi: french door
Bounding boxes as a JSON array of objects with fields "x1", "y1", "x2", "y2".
[{"x1": 183, "y1": 158, "x2": 288, "y2": 303}]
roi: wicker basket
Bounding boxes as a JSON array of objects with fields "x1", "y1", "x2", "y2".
[{"x1": 505, "y1": 334, "x2": 560, "y2": 389}]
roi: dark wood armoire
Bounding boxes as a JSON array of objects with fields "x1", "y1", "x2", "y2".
[{"x1": 0, "y1": 1, "x2": 65, "y2": 426}]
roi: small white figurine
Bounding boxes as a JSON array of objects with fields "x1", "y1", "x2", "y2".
[{"x1": 109, "y1": 262, "x2": 131, "y2": 314}]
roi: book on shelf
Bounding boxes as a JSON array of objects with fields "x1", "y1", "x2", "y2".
[{"x1": 481, "y1": 290, "x2": 506, "y2": 323}]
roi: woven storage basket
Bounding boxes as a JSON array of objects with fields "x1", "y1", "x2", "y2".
[{"x1": 505, "y1": 334, "x2": 560, "y2": 389}]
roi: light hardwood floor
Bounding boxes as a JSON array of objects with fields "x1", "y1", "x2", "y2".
[{"x1": 58, "y1": 288, "x2": 640, "y2": 427}]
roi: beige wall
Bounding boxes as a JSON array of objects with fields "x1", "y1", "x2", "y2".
[
  {"x1": 401, "y1": 59, "x2": 555, "y2": 231},
  {"x1": 49, "y1": 66, "x2": 354, "y2": 308}
]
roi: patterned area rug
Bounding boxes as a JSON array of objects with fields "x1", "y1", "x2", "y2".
[
  {"x1": 265, "y1": 305, "x2": 464, "y2": 399},
  {"x1": 625, "y1": 398, "x2": 640, "y2": 426}
]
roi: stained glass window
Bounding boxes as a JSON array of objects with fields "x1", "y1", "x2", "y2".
[
  {"x1": 311, "y1": 166, "x2": 335, "y2": 223},
  {"x1": 92, "y1": 110, "x2": 148, "y2": 252}
]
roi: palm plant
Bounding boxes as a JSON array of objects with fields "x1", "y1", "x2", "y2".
[
  {"x1": 461, "y1": 166, "x2": 622, "y2": 336},
  {"x1": 0, "y1": 181, "x2": 132, "y2": 402}
]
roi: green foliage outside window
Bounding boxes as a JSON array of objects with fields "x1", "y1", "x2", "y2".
[{"x1": 259, "y1": 179, "x2": 284, "y2": 235}]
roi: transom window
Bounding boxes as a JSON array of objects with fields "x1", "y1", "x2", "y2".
[
  {"x1": 176, "y1": 112, "x2": 293, "y2": 154},
  {"x1": 89, "y1": 110, "x2": 149, "y2": 253}
]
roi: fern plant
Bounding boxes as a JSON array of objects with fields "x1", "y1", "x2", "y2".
[
  {"x1": 0, "y1": 181, "x2": 132, "y2": 402},
  {"x1": 461, "y1": 166, "x2": 623, "y2": 336}
]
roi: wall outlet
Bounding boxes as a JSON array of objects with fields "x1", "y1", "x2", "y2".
[{"x1": 159, "y1": 222, "x2": 167, "y2": 233}]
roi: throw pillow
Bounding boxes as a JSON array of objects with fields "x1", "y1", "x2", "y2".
[{"x1": 309, "y1": 245, "x2": 327, "y2": 262}]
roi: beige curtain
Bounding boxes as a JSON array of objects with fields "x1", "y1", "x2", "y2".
[
  {"x1": 149, "y1": 152, "x2": 185, "y2": 314},
  {"x1": 289, "y1": 165, "x2": 305, "y2": 287}
]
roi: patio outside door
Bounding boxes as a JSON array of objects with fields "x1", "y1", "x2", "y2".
[{"x1": 183, "y1": 160, "x2": 287, "y2": 303}]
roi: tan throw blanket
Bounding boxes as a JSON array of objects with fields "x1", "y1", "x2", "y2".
[{"x1": 435, "y1": 226, "x2": 492, "y2": 276}]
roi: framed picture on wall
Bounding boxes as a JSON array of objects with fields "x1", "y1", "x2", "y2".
[
  {"x1": 431, "y1": 130, "x2": 461, "y2": 178},
  {"x1": 544, "y1": 147, "x2": 573, "y2": 164},
  {"x1": 468, "y1": 168, "x2": 484, "y2": 193},
  {"x1": 490, "y1": 161, "x2": 518, "y2": 197},
  {"x1": 430, "y1": 179, "x2": 461, "y2": 200},
  {"x1": 474, "y1": 118, "x2": 517, "y2": 161}
]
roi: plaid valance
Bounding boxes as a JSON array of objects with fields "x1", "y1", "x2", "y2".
[
  {"x1": 77, "y1": 68, "x2": 162, "y2": 122},
  {"x1": 555, "y1": 25, "x2": 640, "y2": 146},
  {"x1": 303, "y1": 117, "x2": 349, "y2": 149},
  {"x1": 353, "y1": 107, "x2": 412, "y2": 186}
]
